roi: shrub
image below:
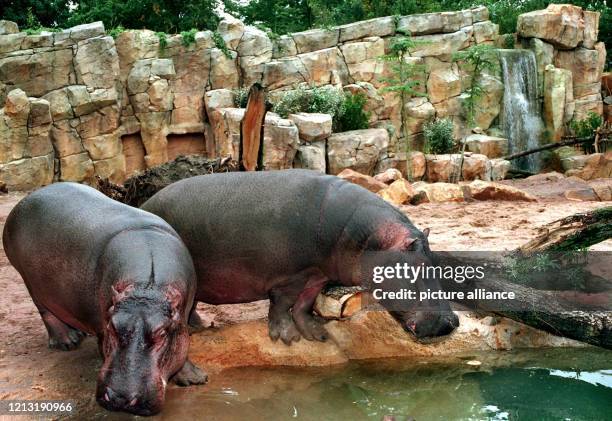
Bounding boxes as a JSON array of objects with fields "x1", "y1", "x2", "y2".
[
  {"x1": 272, "y1": 85, "x2": 344, "y2": 121},
  {"x1": 423, "y1": 118, "x2": 455, "y2": 154},
  {"x1": 212, "y1": 31, "x2": 232, "y2": 58},
  {"x1": 570, "y1": 112, "x2": 603, "y2": 138},
  {"x1": 233, "y1": 88, "x2": 249, "y2": 108},
  {"x1": 108, "y1": 26, "x2": 125, "y2": 39},
  {"x1": 337, "y1": 93, "x2": 370, "y2": 131},
  {"x1": 156, "y1": 32, "x2": 168, "y2": 52},
  {"x1": 180, "y1": 28, "x2": 197, "y2": 47}
]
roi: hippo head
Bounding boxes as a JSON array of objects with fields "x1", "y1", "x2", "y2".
[
  {"x1": 96, "y1": 282, "x2": 189, "y2": 416},
  {"x1": 371, "y1": 228, "x2": 459, "y2": 340}
]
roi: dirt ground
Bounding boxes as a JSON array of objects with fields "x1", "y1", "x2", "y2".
[{"x1": 0, "y1": 178, "x2": 610, "y2": 419}]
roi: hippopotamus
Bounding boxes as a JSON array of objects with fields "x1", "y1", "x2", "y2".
[
  {"x1": 3, "y1": 183, "x2": 206, "y2": 416},
  {"x1": 141, "y1": 169, "x2": 458, "y2": 344}
]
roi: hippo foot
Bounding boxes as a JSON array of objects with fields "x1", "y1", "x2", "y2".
[
  {"x1": 188, "y1": 309, "x2": 206, "y2": 334},
  {"x1": 48, "y1": 326, "x2": 86, "y2": 351},
  {"x1": 171, "y1": 360, "x2": 208, "y2": 387},
  {"x1": 293, "y1": 314, "x2": 329, "y2": 342},
  {"x1": 269, "y1": 315, "x2": 301, "y2": 345}
]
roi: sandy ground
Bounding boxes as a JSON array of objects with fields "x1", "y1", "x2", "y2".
[{"x1": 0, "y1": 179, "x2": 610, "y2": 419}]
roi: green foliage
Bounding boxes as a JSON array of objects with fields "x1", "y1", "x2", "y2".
[
  {"x1": 337, "y1": 93, "x2": 371, "y2": 132},
  {"x1": 180, "y1": 28, "x2": 197, "y2": 47},
  {"x1": 377, "y1": 35, "x2": 426, "y2": 179},
  {"x1": 272, "y1": 85, "x2": 345, "y2": 129},
  {"x1": 233, "y1": 88, "x2": 250, "y2": 108},
  {"x1": 108, "y1": 26, "x2": 126, "y2": 39},
  {"x1": 64, "y1": 0, "x2": 220, "y2": 33},
  {"x1": 452, "y1": 44, "x2": 499, "y2": 127},
  {"x1": 423, "y1": 118, "x2": 455, "y2": 154},
  {"x1": 501, "y1": 33, "x2": 515, "y2": 49},
  {"x1": 156, "y1": 32, "x2": 168, "y2": 52},
  {"x1": 570, "y1": 112, "x2": 603, "y2": 138},
  {"x1": 212, "y1": 31, "x2": 232, "y2": 58}
]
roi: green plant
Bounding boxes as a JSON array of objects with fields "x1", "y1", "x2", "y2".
[
  {"x1": 233, "y1": 88, "x2": 249, "y2": 108},
  {"x1": 156, "y1": 31, "x2": 168, "y2": 52},
  {"x1": 452, "y1": 44, "x2": 499, "y2": 127},
  {"x1": 377, "y1": 34, "x2": 426, "y2": 179},
  {"x1": 108, "y1": 26, "x2": 125, "y2": 39},
  {"x1": 272, "y1": 85, "x2": 345, "y2": 128},
  {"x1": 570, "y1": 112, "x2": 603, "y2": 138},
  {"x1": 423, "y1": 118, "x2": 455, "y2": 154},
  {"x1": 501, "y1": 33, "x2": 515, "y2": 49},
  {"x1": 337, "y1": 93, "x2": 370, "y2": 131},
  {"x1": 212, "y1": 31, "x2": 232, "y2": 58},
  {"x1": 180, "y1": 28, "x2": 197, "y2": 47}
]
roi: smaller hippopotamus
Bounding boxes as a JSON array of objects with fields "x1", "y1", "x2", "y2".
[{"x1": 3, "y1": 183, "x2": 206, "y2": 416}]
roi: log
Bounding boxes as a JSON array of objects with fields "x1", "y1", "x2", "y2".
[
  {"x1": 502, "y1": 136, "x2": 594, "y2": 161},
  {"x1": 518, "y1": 206, "x2": 612, "y2": 254},
  {"x1": 240, "y1": 83, "x2": 268, "y2": 171}
]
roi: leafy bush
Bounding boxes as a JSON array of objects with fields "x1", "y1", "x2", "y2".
[
  {"x1": 570, "y1": 112, "x2": 603, "y2": 138},
  {"x1": 233, "y1": 88, "x2": 249, "y2": 108},
  {"x1": 337, "y1": 93, "x2": 370, "y2": 131},
  {"x1": 272, "y1": 85, "x2": 344, "y2": 121},
  {"x1": 108, "y1": 26, "x2": 125, "y2": 39},
  {"x1": 156, "y1": 31, "x2": 168, "y2": 51},
  {"x1": 180, "y1": 28, "x2": 197, "y2": 47},
  {"x1": 423, "y1": 118, "x2": 455, "y2": 154}
]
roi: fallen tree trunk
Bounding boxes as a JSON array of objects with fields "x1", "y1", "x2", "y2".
[
  {"x1": 518, "y1": 207, "x2": 612, "y2": 254},
  {"x1": 240, "y1": 83, "x2": 268, "y2": 171},
  {"x1": 502, "y1": 136, "x2": 594, "y2": 161}
]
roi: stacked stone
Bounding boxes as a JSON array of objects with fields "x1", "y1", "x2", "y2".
[{"x1": 518, "y1": 4, "x2": 606, "y2": 140}]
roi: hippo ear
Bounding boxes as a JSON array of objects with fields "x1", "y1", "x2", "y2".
[
  {"x1": 422, "y1": 228, "x2": 430, "y2": 238},
  {"x1": 405, "y1": 238, "x2": 416, "y2": 249},
  {"x1": 165, "y1": 285, "x2": 183, "y2": 322},
  {"x1": 111, "y1": 281, "x2": 134, "y2": 304}
]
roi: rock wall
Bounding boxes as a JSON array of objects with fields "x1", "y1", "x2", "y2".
[
  {"x1": 0, "y1": 4, "x2": 607, "y2": 191},
  {"x1": 517, "y1": 4, "x2": 606, "y2": 141}
]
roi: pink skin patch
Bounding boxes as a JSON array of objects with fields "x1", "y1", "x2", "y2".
[{"x1": 373, "y1": 223, "x2": 418, "y2": 251}]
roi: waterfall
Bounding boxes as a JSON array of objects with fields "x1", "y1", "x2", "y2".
[{"x1": 498, "y1": 49, "x2": 544, "y2": 173}]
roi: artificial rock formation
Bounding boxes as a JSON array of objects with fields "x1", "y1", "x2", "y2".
[{"x1": 0, "y1": 4, "x2": 608, "y2": 190}]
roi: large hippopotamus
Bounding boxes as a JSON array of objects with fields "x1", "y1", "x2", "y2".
[
  {"x1": 3, "y1": 183, "x2": 206, "y2": 416},
  {"x1": 141, "y1": 170, "x2": 458, "y2": 344}
]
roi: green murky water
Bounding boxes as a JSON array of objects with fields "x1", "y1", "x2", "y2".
[{"x1": 94, "y1": 348, "x2": 612, "y2": 421}]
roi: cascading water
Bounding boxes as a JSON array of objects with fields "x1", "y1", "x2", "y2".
[{"x1": 498, "y1": 49, "x2": 544, "y2": 173}]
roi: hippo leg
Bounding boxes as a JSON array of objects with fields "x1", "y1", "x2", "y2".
[
  {"x1": 291, "y1": 271, "x2": 329, "y2": 342},
  {"x1": 268, "y1": 288, "x2": 301, "y2": 345},
  {"x1": 171, "y1": 359, "x2": 208, "y2": 386},
  {"x1": 188, "y1": 302, "x2": 206, "y2": 333},
  {"x1": 38, "y1": 307, "x2": 85, "y2": 351}
]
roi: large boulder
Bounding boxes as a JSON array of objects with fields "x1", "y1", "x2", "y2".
[
  {"x1": 543, "y1": 65, "x2": 574, "y2": 141},
  {"x1": 293, "y1": 142, "x2": 326, "y2": 173},
  {"x1": 469, "y1": 180, "x2": 537, "y2": 202},
  {"x1": 427, "y1": 65, "x2": 461, "y2": 104},
  {"x1": 555, "y1": 46, "x2": 605, "y2": 101},
  {"x1": 378, "y1": 179, "x2": 417, "y2": 205},
  {"x1": 262, "y1": 113, "x2": 300, "y2": 170},
  {"x1": 340, "y1": 37, "x2": 385, "y2": 83},
  {"x1": 338, "y1": 168, "x2": 388, "y2": 193},
  {"x1": 337, "y1": 16, "x2": 395, "y2": 42},
  {"x1": 327, "y1": 129, "x2": 389, "y2": 175},
  {"x1": 0, "y1": 20, "x2": 19, "y2": 35},
  {"x1": 288, "y1": 113, "x2": 332, "y2": 142},
  {"x1": 562, "y1": 153, "x2": 612, "y2": 180},
  {"x1": 425, "y1": 153, "x2": 489, "y2": 182},
  {"x1": 375, "y1": 151, "x2": 426, "y2": 181},
  {"x1": 413, "y1": 182, "x2": 465, "y2": 202},
  {"x1": 297, "y1": 47, "x2": 349, "y2": 87},
  {"x1": 292, "y1": 28, "x2": 339, "y2": 54},
  {"x1": 463, "y1": 134, "x2": 508, "y2": 158},
  {"x1": 517, "y1": 4, "x2": 588, "y2": 49}
]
